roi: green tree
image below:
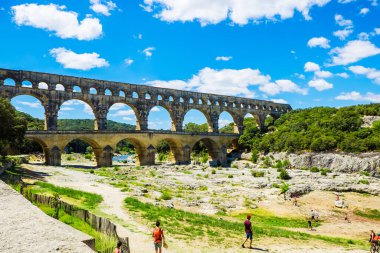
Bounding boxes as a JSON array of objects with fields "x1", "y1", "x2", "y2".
[
  {"x1": 0, "y1": 98, "x2": 27, "y2": 155},
  {"x1": 280, "y1": 182, "x2": 289, "y2": 200},
  {"x1": 184, "y1": 122, "x2": 208, "y2": 132}
]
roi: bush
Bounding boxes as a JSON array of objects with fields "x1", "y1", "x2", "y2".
[
  {"x1": 211, "y1": 169, "x2": 216, "y2": 174},
  {"x1": 84, "y1": 154, "x2": 92, "y2": 160},
  {"x1": 160, "y1": 191, "x2": 172, "y2": 200},
  {"x1": 66, "y1": 155, "x2": 74, "y2": 161},
  {"x1": 310, "y1": 167, "x2": 320, "y2": 173},
  {"x1": 90, "y1": 169, "x2": 94, "y2": 174},
  {"x1": 278, "y1": 168, "x2": 291, "y2": 180},
  {"x1": 251, "y1": 170, "x2": 265, "y2": 177},
  {"x1": 273, "y1": 183, "x2": 280, "y2": 188},
  {"x1": 358, "y1": 179, "x2": 369, "y2": 185},
  {"x1": 228, "y1": 174, "x2": 233, "y2": 178},
  {"x1": 250, "y1": 150, "x2": 259, "y2": 163}
]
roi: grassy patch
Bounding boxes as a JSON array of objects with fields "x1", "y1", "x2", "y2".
[
  {"x1": 124, "y1": 197, "x2": 364, "y2": 247},
  {"x1": 354, "y1": 208, "x2": 380, "y2": 220},
  {"x1": 31, "y1": 181, "x2": 103, "y2": 209},
  {"x1": 36, "y1": 203, "x2": 117, "y2": 252}
]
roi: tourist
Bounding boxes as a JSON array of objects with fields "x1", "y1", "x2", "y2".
[
  {"x1": 114, "y1": 241, "x2": 122, "y2": 253},
  {"x1": 293, "y1": 196, "x2": 298, "y2": 207},
  {"x1": 242, "y1": 214, "x2": 253, "y2": 249},
  {"x1": 307, "y1": 217, "x2": 313, "y2": 231},
  {"x1": 153, "y1": 220, "x2": 165, "y2": 253}
]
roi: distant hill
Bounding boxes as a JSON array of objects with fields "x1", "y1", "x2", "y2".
[{"x1": 16, "y1": 111, "x2": 136, "y2": 131}]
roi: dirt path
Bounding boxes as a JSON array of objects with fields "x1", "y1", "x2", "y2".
[{"x1": 23, "y1": 164, "x2": 171, "y2": 253}]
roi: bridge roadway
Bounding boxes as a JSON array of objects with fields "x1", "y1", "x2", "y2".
[{"x1": 26, "y1": 130, "x2": 240, "y2": 167}]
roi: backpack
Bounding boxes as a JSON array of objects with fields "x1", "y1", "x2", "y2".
[{"x1": 153, "y1": 228, "x2": 163, "y2": 243}]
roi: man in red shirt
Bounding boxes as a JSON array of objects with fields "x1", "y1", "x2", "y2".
[{"x1": 242, "y1": 214, "x2": 253, "y2": 249}]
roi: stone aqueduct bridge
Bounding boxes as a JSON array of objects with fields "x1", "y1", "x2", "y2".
[{"x1": 0, "y1": 68, "x2": 292, "y2": 167}]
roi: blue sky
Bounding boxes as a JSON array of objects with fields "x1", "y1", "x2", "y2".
[{"x1": 1, "y1": 0, "x2": 380, "y2": 130}]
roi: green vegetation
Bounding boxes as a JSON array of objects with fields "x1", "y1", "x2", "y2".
[
  {"x1": 354, "y1": 208, "x2": 380, "y2": 220},
  {"x1": 0, "y1": 99, "x2": 27, "y2": 155},
  {"x1": 35, "y1": 202, "x2": 117, "y2": 252},
  {"x1": 239, "y1": 104, "x2": 380, "y2": 153},
  {"x1": 251, "y1": 170, "x2": 265, "y2": 177},
  {"x1": 278, "y1": 168, "x2": 291, "y2": 180},
  {"x1": 30, "y1": 181, "x2": 103, "y2": 209},
  {"x1": 184, "y1": 122, "x2": 208, "y2": 132},
  {"x1": 124, "y1": 197, "x2": 364, "y2": 247}
]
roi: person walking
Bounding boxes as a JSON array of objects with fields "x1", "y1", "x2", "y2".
[
  {"x1": 114, "y1": 241, "x2": 122, "y2": 253},
  {"x1": 242, "y1": 214, "x2": 253, "y2": 249},
  {"x1": 153, "y1": 221, "x2": 165, "y2": 253}
]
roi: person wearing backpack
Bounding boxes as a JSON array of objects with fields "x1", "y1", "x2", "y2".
[{"x1": 152, "y1": 220, "x2": 165, "y2": 253}]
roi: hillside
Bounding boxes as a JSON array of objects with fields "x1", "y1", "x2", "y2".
[
  {"x1": 239, "y1": 103, "x2": 380, "y2": 153},
  {"x1": 16, "y1": 111, "x2": 135, "y2": 131}
]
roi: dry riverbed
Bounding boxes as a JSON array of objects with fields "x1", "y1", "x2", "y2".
[{"x1": 22, "y1": 157, "x2": 380, "y2": 253}]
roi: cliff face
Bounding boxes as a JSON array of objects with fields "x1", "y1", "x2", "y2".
[{"x1": 241, "y1": 152, "x2": 380, "y2": 175}]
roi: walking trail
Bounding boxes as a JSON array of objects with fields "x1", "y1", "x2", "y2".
[{"x1": 23, "y1": 164, "x2": 172, "y2": 253}]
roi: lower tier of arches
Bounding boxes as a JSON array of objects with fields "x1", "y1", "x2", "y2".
[{"x1": 26, "y1": 131, "x2": 239, "y2": 167}]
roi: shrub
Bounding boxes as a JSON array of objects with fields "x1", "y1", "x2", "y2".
[
  {"x1": 90, "y1": 169, "x2": 94, "y2": 174},
  {"x1": 320, "y1": 168, "x2": 331, "y2": 176},
  {"x1": 360, "y1": 171, "x2": 370, "y2": 176},
  {"x1": 66, "y1": 155, "x2": 74, "y2": 161},
  {"x1": 250, "y1": 150, "x2": 259, "y2": 164},
  {"x1": 84, "y1": 154, "x2": 92, "y2": 160},
  {"x1": 228, "y1": 174, "x2": 233, "y2": 178},
  {"x1": 273, "y1": 183, "x2": 280, "y2": 188},
  {"x1": 160, "y1": 191, "x2": 172, "y2": 200},
  {"x1": 262, "y1": 157, "x2": 272, "y2": 168},
  {"x1": 232, "y1": 164, "x2": 239, "y2": 169},
  {"x1": 251, "y1": 170, "x2": 265, "y2": 177},
  {"x1": 211, "y1": 169, "x2": 216, "y2": 175},
  {"x1": 278, "y1": 168, "x2": 291, "y2": 180},
  {"x1": 310, "y1": 167, "x2": 320, "y2": 173},
  {"x1": 358, "y1": 179, "x2": 369, "y2": 185}
]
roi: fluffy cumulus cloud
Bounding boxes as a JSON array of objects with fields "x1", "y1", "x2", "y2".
[
  {"x1": 329, "y1": 40, "x2": 380, "y2": 66},
  {"x1": 315, "y1": 70, "x2": 333, "y2": 78},
  {"x1": 333, "y1": 14, "x2": 353, "y2": 40},
  {"x1": 147, "y1": 67, "x2": 306, "y2": 97},
  {"x1": 307, "y1": 37, "x2": 330, "y2": 48},
  {"x1": 50, "y1": 47, "x2": 109, "y2": 70},
  {"x1": 304, "y1": 62, "x2": 320, "y2": 72},
  {"x1": 90, "y1": 0, "x2": 117, "y2": 16},
  {"x1": 216, "y1": 56, "x2": 232, "y2": 61},
  {"x1": 336, "y1": 91, "x2": 380, "y2": 103},
  {"x1": 349, "y1": 65, "x2": 380, "y2": 84},
  {"x1": 142, "y1": 0, "x2": 331, "y2": 25},
  {"x1": 308, "y1": 79, "x2": 333, "y2": 91},
  {"x1": 12, "y1": 4, "x2": 102, "y2": 40},
  {"x1": 360, "y1": 8, "x2": 370, "y2": 15},
  {"x1": 109, "y1": 109, "x2": 136, "y2": 117}
]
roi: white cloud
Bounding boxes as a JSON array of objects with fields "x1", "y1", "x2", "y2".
[
  {"x1": 141, "y1": 0, "x2": 331, "y2": 26},
  {"x1": 122, "y1": 117, "x2": 134, "y2": 121},
  {"x1": 295, "y1": 73, "x2": 306, "y2": 79},
  {"x1": 333, "y1": 14, "x2": 353, "y2": 40},
  {"x1": 271, "y1": 98, "x2": 288, "y2": 104},
  {"x1": 124, "y1": 58, "x2": 134, "y2": 66},
  {"x1": 38, "y1": 82, "x2": 48, "y2": 89},
  {"x1": 349, "y1": 65, "x2": 380, "y2": 84},
  {"x1": 370, "y1": 0, "x2": 378, "y2": 6},
  {"x1": 61, "y1": 107, "x2": 74, "y2": 111},
  {"x1": 151, "y1": 107, "x2": 161, "y2": 112},
  {"x1": 110, "y1": 103, "x2": 125, "y2": 110},
  {"x1": 315, "y1": 70, "x2": 333, "y2": 78},
  {"x1": 83, "y1": 104, "x2": 94, "y2": 115},
  {"x1": 374, "y1": 28, "x2": 380, "y2": 35},
  {"x1": 218, "y1": 118, "x2": 232, "y2": 128},
  {"x1": 90, "y1": 0, "x2": 117, "y2": 16},
  {"x1": 329, "y1": 40, "x2": 380, "y2": 66},
  {"x1": 307, "y1": 37, "x2": 330, "y2": 48},
  {"x1": 333, "y1": 29, "x2": 353, "y2": 40},
  {"x1": 147, "y1": 67, "x2": 306, "y2": 97},
  {"x1": 109, "y1": 110, "x2": 136, "y2": 117},
  {"x1": 360, "y1": 8, "x2": 370, "y2": 15},
  {"x1": 336, "y1": 91, "x2": 380, "y2": 102},
  {"x1": 142, "y1": 47, "x2": 155, "y2": 57},
  {"x1": 337, "y1": 72, "x2": 349, "y2": 78},
  {"x1": 12, "y1": 3, "x2": 102, "y2": 40},
  {"x1": 358, "y1": 32, "x2": 369, "y2": 41},
  {"x1": 216, "y1": 56, "x2": 232, "y2": 61},
  {"x1": 17, "y1": 101, "x2": 41, "y2": 108},
  {"x1": 308, "y1": 79, "x2": 333, "y2": 91},
  {"x1": 338, "y1": 0, "x2": 356, "y2": 3},
  {"x1": 50, "y1": 47, "x2": 109, "y2": 70},
  {"x1": 304, "y1": 62, "x2": 320, "y2": 72},
  {"x1": 335, "y1": 14, "x2": 352, "y2": 27}
]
